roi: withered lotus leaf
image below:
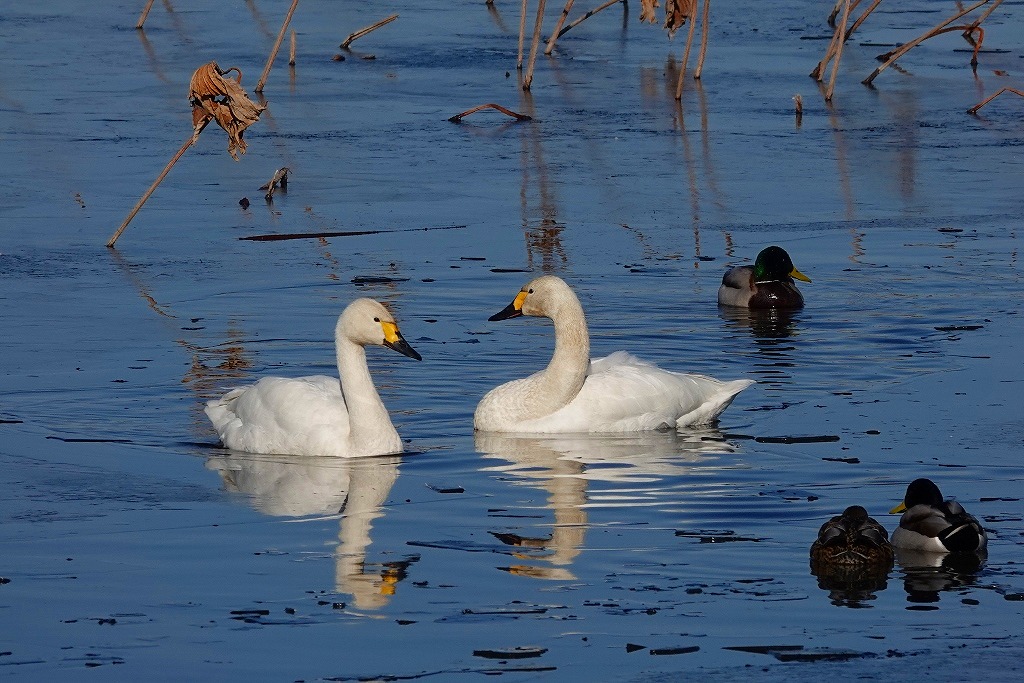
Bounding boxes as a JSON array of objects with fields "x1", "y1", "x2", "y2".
[
  {"x1": 664, "y1": 0, "x2": 696, "y2": 37},
  {"x1": 188, "y1": 61, "x2": 266, "y2": 161},
  {"x1": 639, "y1": 0, "x2": 660, "y2": 24}
]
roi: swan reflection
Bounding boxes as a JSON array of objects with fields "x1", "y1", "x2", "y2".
[
  {"x1": 476, "y1": 430, "x2": 735, "y2": 580},
  {"x1": 206, "y1": 452, "x2": 406, "y2": 609}
]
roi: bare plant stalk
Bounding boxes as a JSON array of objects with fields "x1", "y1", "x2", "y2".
[
  {"x1": 863, "y1": 0, "x2": 990, "y2": 85},
  {"x1": 260, "y1": 167, "x2": 290, "y2": 201},
  {"x1": 544, "y1": 0, "x2": 576, "y2": 55},
  {"x1": 967, "y1": 86, "x2": 1024, "y2": 114},
  {"x1": 340, "y1": 13, "x2": 398, "y2": 49},
  {"x1": 523, "y1": 0, "x2": 548, "y2": 90},
  {"x1": 289, "y1": 29, "x2": 296, "y2": 66},
  {"x1": 517, "y1": 0, "x2": 529, "y2": 69},
  {"x1": 674, "y1": 5, "x2": 700, "y2": 99},
  {"x1": 256, "y1": 0, "x2": 300, "y2": 92},
  {"x1": 825, "y1": 0, "x2": 852, "y2": 100},
  {"x1": 967, "y1": 0, "x2": 1004, "y2": 30},
  {"x1": 845, "y1": 0, "x2": 881, "y2": 41},
  {"x1": 555, "y1": 0, "x2": 623, "y2": 39},
  {"x1": 136, "y1": 0, "x2": 157, "y2": 29},
  {"x1": 448, "y1": 103, "x2": 533, "y2": 122},
  {"x1": 694, "y1": 0, "x2": 711, "y2": 79},
  {"x1": 794, "y1": 93, "x2": 803, "y2": 126},
  {"x1": 106, "y1": 126, "x2": 207, "y2": 248}
]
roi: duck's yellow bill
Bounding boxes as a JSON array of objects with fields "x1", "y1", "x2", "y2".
[
  {"x1": 890, "y1": 502, "x2": 907, "y2": 514},
  {"x1": 791, "y1": 268, "x2": 812, "y2": 283}
]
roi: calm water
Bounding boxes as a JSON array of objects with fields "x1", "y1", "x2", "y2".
[{"x1": 2, "y1": 0, "x2": 1023, "y2": 679}]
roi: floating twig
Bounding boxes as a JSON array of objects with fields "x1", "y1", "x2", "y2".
[
  {"x1": 968, "y1": 86, "x2": 1024, "y2": 114},
  {"x1": 136, "y1": 0, "x2": 157, "y2": 29},
  {"x1": 107, "y1": 62, "x2": 265, "y2": 248},
  {"x1": 448, "y1": 103, "x2": 532, "y2": 123},
  {"x1": 240, "y1": 224, "x2": 467, "y2": 242},
  {"x1": 260, "y1": 167, "x2": 290, "y2": 201},
  {"x1": 793, "y1": 93, "x2": 803, "y2": 126},
  {"x1": 256, "y1": 0, "x2": 300, "y2": 92},
  {"x1": 289, "y1": 28, "x2": 297, "y2": 66},
  {"x1": 340, "y1": 14, "x2": 398, "y2": 49},
  {"x1": 862, "y1": 0, "x2": 991, "y2": 86}
]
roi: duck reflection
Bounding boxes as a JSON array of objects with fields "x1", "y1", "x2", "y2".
[
  {"x1": 476, "y1": 430, "x2": 734, "y2": 580},
  {"x1": 718, "y1": 306, "x2": 801, "y2": 387},
  {"x1": 894, "y1": 547, "x2": 987, "y2": 604},
  {"x1": 205, "y1": 452, "x2": 406, "y2": 609}
]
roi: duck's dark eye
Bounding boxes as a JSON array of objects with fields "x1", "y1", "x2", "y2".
[
  {"x1": 373, "y1": 317, "x2": 380, "y2": 322},
  {"x1": 528, "y1": 288, "x2": 534, "y2": 294}
]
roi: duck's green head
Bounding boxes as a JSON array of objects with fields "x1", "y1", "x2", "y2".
[{"x1": 753, "y1": 246, "x2": 811, "y2": 284}]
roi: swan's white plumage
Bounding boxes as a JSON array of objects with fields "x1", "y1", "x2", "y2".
[
  {"x1": 474, "y1": 276, "x2": 753, "y2": 434},
  {"x1": 205, "y1": 298, "x2": 419, "y2": 458}
]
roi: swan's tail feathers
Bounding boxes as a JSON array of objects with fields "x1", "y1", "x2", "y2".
[{"x1": 676, "y1": 379, "x2": 754, "y2": 428}]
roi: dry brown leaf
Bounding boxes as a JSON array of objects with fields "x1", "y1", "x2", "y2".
[
  {"x1": 664, "y1": 0, "x2": 696, "y2": 37},
  {"x1": 188, "y1": 61, "x2": 266, "y2": 161},
  {"x1": 639, "y1": 0, "x2": 660, "y2": 24}
]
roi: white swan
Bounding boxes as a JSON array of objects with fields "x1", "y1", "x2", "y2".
[
  {"x1": 474, "y1": 276, "x2": 753, "y2": 433},
  {"x1": 205, "y1": 298, "x2": 421, "y2": 457}
]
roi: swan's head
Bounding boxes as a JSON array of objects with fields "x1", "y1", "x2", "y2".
[
  {"x1": 338, "y1": 298, "x2": 422, "y2": 360},
  {"x1": 753, "y1": 246, "x2": 811, "y2": 284},
  {"x1": 489, "y1": 275, "x2": 578, "y2": 321}
]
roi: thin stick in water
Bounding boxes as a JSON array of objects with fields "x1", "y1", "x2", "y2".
[
  {"x1": 523, "y1": 0, "x2": 548, "y2": 90},
  {"x1": 694, "y1": 0, "x2": 711, "y2": 79},
  {"x1": 448, "y1": 103, "x2": 533, "y2": 122},
  {"x1": 517, "y1": 0, "x2": 529, "y2": 69},
  {"x1": 555, "y1": 0, "x2": 623, "y2": 39},
  {"x1": 340, "y1": 14, "x2": 398, "y2": 49},
  {"x1": 289, "y1": 29, "x2": 296, "y2": 66},
  {"x1": 967, "y1": 86, "x2": 1024, "y2": 114},
  {"x1": 825, "y1": 0, "x2": 852, "y2": 101},
  {"x1": 256, "y1": 0, "x2": 300, "y2": 92},
  {"x1": 106, "y1": 127, "x2": 206, "y2": 248},
  {"x1": 136, "y1": 0, "x2": 157, "y2": 29},
  {"x1": 544, "y1": 0, "x2": 576, "y2": 55}
]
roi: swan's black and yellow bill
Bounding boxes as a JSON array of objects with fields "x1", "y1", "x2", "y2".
[
  {"x1": 791, "y1": 267, "x2": 812, "y2": 283},
  {"x1": 381, "y1": 321, "x2": 422, "y2": 360},
  {"x1": 489, "y1": 290, "x2": 528, "y2": 321}
]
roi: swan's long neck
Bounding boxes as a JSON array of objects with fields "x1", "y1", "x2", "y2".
[
  {"x1": 534, "y1": 295, "x2": 590, "y2": 412},
  {"x1": 336, "y1": 337, "x2": 399, "y2": 453}
]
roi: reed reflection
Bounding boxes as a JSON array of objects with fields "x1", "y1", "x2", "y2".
[
  {"x1": 476, "y1": 430, "x2": 734, "y2": 580},
  {"x1": 206, "y1": 452, "x2": 407, "y2": 609},
  {"x1": 516, "y1": 90, "x2": 567, "y2": 272}
]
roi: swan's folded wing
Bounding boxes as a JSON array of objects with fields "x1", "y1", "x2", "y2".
[
  {"x1": 521, "y1": 355, "x2": 752, "y2": 433},
  {"x1": 206, "y1": 376, "x2": 352, "y2": 455}
]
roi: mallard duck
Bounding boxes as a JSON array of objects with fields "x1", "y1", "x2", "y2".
[
  {"x1": 890, "y1": 478, "x2": 987, "y2": 553},
  {"x1": 717, "y1": 246, "x2": 811, "y2": 309},
  {"x1": 474, "y1": 276, "x2": 753, "y2": 433},
  {"x1": 205, "y1": 298, "x2": 421, "y2": 457},
  {"x1": 810, "y1": 505, "x2": 894, "y2": 567}
]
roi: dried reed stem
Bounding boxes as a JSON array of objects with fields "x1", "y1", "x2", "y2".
[
  {"x1": 136, "y1": 0, "x2": 157, "y2": 29},
  {"x1": 106, "y1": 128, "x2": 205, "y2": 248},
  {"x1": 544, "y1": 0, "x2": 576, "y2": 55},
  {"x1": 693, "y1": 0, "x2": 711, "y2": 79},
  {"x1": 523, "y1": 0, "x2": 548, "y2": 90},
  {"x1": 845, "y1": 0, "x2": 881, "y2": 41},
  {"x1": 260, "y1": 167, "x2": 290, "y2": 201},
  {"x1": 554, "y1": 0, "x2": 623, "y2": 39},
  {"x1": 517, "y1": 0, "x2": 529, "y2": 69},
  {"x1": 448, "y1": 103, "x2": 533, "y2": 122},
  {"x1": 794, "y1": 93, "x2": 803, "y2": 126},
  {"x1": 289, "y1": 29, "x2": 296, "y2": 66},
  {"x1": 256, "y1": 0, "x2": 300, "y2": 92},
  {"x1": 340, "y1": 13, "x2": 398, "y2": 49},
  {"x1": 967, "y1": 87, "x2": 1024, "y2": 114},
  {"x1": 863, "y1": 0, "x2": 990, "y2": 85},
  {"x1": 674, "y1": 3, "x2": 700, "y2": 99},
  {"x1": 825, "y1": 0, "x2": 852, "y2": 100}
]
